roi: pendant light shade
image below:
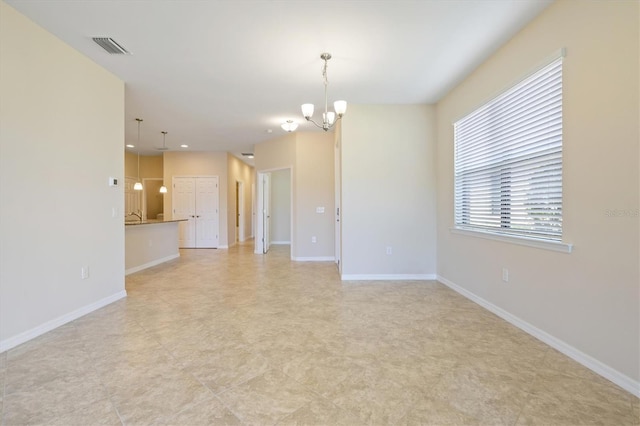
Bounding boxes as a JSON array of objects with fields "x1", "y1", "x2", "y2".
[
  {"x1": 134, "y1": 118, "x2": 143, "y2": 191},
  {"x1": 281, "y1": 120, "x2": 298, "y2": 132},
  {"x1": 159, "y1": 185, "x2": 167, "y2": 193}
]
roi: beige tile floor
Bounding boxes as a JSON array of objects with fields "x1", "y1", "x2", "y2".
[{"x1": 1, "y1": 242, "x2": 638, "y2": 425}]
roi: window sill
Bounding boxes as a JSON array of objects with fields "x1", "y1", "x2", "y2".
[{"x1": 450, "y1": 227, "x2": 573, "y2": 253}]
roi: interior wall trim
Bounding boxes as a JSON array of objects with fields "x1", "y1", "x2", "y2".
[
  {"x1": 437, "y1": 275, "x2": 640, "y2": 398},
  {"x1": 0, "y1": 290, "x2": 127, "y2": 354},
  {"x1": 341, "y1": 274, "x2": 437, "y2": 281},
  {"x1": 292, "y1": 256, "x2": 335, "y2": 262},
  {"x1": 125, "y1": 254, "x2": 180, "y2": 276}
]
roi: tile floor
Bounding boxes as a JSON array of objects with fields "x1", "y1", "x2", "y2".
[{"x1": 1, "y1": 242, "x2": 638, "y2": 425}]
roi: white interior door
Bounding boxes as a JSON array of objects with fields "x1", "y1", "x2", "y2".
[
  {"x1": 173, "y1": 177, "x2": 196, "y2": 248},
  {"x1": 251, "y1": 183, "x2": 255, "y2": 238},
  {"x1": 263, "y1": 173, "x2": 271, "y2": 254},
  {"x1": 237, "y1": 180, "x2": 244, "y2": 242},
  {"x1": 335, "y1": 138, "x2": 342, "y2": 272},
  {"x1": 195, "y1": 177, "x2": 219, "y2": 248}
]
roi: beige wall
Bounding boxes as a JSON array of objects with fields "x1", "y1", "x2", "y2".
[
  {"x1": 163, "y1": 151, "x2": 229, "y2": 247},
  {"x1": 436, "y1": 0, "x2": 639, "y2": 386},
  {"x1": 254, "y1": 131, "x2": 334, "y2": 259},
  {"x1": 140, "y1": 155, "x2": 163, "y2": 178},
  {"x1": 295, "y1": 132, "x2": 335, "y2": 259},
  {"x1": 340, "y1": 104, "x2": 437, "y2": 278},
  {"x1": 255, "y1": 133, "x2": 296, "y2": 255},
  {"x1": 226, "y1": 154, "x2": 255, "y2": 245},
  {"x1": 0, "y1": 2, "x2": 125, "y2": 348},
  {"x1": 125, "y1": 150, "x2": 137, "y2": 178},
  {"x1": 270, "y1": 169, "x2": 291, "y2": 243},
  {"x1": 255, "y1": 133, "x2": 296, "y2": 169},
  {"x1": 124, "y1": 151, "x2": 163, "y2": 179},
  {"x1": 125, "y1": 223, "x2": 179, "y2": 273}
]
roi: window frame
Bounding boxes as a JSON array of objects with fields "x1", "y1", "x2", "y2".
[{"x1": 451, "y1": 50, "x2": 572, "y2": 253}]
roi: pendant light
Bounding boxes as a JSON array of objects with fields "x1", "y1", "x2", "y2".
[
  {"x1": 133, "y1": 118, "x2": 143, "y2": 190},
  {"x1": 281, "y1": 120, "x2": 298, "y2": 132},
  {"x1": 158, "y1": 131, "x2": 168, "y2": 193}
]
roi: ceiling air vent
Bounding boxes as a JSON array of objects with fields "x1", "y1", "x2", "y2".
[{"x1": 92, "y1": 37, "x2": 130, "y2": 55}]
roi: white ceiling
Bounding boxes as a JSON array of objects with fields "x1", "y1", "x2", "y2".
[{"x1": 6, "y1": 0, "x2": 553, "y2": 158}]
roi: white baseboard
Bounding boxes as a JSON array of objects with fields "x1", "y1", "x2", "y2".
[
  {"x1": 271, "y1": 241, "x2": 291, "y2": 245},
  {"x1": 293, "y1": 256, "x2": 335, "y2": 262},
  {"x1": 125, "y1": 253, "x2": 180, "y2": 275},
  {"x1": 341, "y1": 274, "x2": 437, "y2": 281},
  {"x1": 0, "y1": 290, "x2": 127, "y2": 353},
  {"x1": 437, "y1": 275, "x2": 640, "y2": 398},
  {"x1": 217, "y1": 245, "x2": 229, "y2": 249}
]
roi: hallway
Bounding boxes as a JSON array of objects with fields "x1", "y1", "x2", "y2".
[{"x1": 1, "y1": 242, "x2": 637, "y2": 425}]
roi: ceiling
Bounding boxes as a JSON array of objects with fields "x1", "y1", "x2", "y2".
[{"x1": 6, "y1": 0, "x2": 553, "y2": 159}]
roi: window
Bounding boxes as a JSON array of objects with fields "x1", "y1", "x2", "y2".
[{"x1": 454, "y1": 56, "x2": 563, "y2": 242}]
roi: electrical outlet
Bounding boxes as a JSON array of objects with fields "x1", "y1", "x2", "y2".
[
  {"x1": 81, "y1": 266, "x2": 89, "y2": 280},
  {"x1": 502, "y1": 268, "x2": 509, "y2": 282},
  {"x1": 386, "y1": 246, "x2": 392, "y2": 255},
  {"x1": 311, "y1": 236, "x2": 317, "y2": 243}
]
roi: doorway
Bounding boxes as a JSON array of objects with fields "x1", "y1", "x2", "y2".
[
  {"x1": 235, "y1": 180, "x2": 244, "y2": 243},
  {"x1": 255, "y1": 168, "x2": 292, "y2": 256},
  {"x1": 173, "y1": 176, "x2": 219, "y2": 248},
  {"x1": 142, "y1": 178, "x2": 164, "y2": 220}
]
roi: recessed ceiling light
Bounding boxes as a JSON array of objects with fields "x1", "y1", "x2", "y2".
[
  {"x1": 126, "y1": 144, "x2": 134, "y2": 148},
  {"x1": 180, "y1": 144, "x2": 189, "y2": 148}
]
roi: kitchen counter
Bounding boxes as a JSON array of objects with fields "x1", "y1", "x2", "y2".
[
  {"x1": 125, "y1": 218, "x2": 186, "y2": 226},
  {"x1": 125, "y1": 219, "x2": 186, "y2": 275}
]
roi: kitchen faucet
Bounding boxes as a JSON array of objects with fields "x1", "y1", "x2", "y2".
[{"x1": 127, "y1": 211, "x2": 142, "y2": 221}]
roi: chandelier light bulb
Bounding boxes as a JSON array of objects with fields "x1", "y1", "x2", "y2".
[
  {"x1": 334, "y1": 100, "x2": 347, "y2": 116},
  {"x1": 301, "y1": 104, "x2": 314, "y2": 119},
  {"x1": 323, "y1": 112, "x2": 336, "y2": 126}
]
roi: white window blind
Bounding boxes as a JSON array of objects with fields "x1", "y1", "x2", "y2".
[{"x1": 454, "y1": 57, "x2": 563, "y2": 241}]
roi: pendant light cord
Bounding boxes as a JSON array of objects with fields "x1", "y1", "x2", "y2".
[{"x1": 136, "y1": 118, "x2": 143, "y2": 181}]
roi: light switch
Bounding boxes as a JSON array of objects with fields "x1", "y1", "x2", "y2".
[{"x1": 316, "y1": 207, "x2": 325, "y2": 213}]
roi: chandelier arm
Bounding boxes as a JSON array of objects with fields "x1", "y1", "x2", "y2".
[
  {"x1": 305, "y1": 117, "x2": 327, "y2": 130},
  {"x1": 305, "y1": 115, "x2": 342, "y2": 132}
]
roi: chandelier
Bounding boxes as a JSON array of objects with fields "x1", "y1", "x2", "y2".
[{"x1": 301, "y1": 53, "x2": 347, "y2": 131}]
